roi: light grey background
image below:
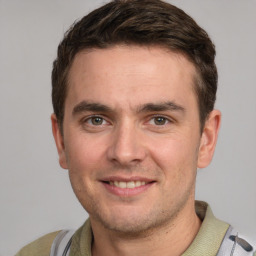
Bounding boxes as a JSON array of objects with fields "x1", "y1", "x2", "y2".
[{"x1": 0, "y1": 1, "x2": 255, "y2": 255}]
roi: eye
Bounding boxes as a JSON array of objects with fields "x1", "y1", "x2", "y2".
[
  {"x1": 90, "y1": 116, "x2": 104, "y2": 125},
  {"x1": 84, "y1": 116, "x2": 108, "y2": 126},
  {"x1": 149, "y1": 116, "x2": 169, "y2": 125},
  {"x1": 153, "y1": 116, "x2": 168, "y2": 125},
  {"x1": 80, "y1": 115, "x2": 111, "y2": 132}
]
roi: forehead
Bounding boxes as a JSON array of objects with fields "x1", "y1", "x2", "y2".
[{"x1": 66, "y1": 45, "x2": 198, "y2": 110}]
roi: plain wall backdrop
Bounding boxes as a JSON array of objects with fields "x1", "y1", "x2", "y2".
[{"x1": 0, "y1": 0, "x2": 255, "y2": 255}]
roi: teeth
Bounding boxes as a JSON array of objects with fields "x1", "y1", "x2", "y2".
[
  {"x1": 110, "y1": 181, "x2": 147, "y2": 188},
  {"x1": 119, "y1": 181, "x2": 126, "y2": 188},
  {"x1": 127, "y1": 181, "x2": 135, "y2": 188}
]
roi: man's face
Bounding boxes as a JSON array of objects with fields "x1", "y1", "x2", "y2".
[{"x1": 52, "y1": 45, "x2": 216, "y2": 234}]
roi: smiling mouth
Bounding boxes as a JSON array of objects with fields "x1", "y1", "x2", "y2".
[
  {"x1": 108, "y1": 180, "x2": 147, "y2": 188},
  {"x1": 103, "y1": 180, "x2": 155, "y2": 189},
  {"x1": 102, "y1": 179, "x2": 155, "y2": 196}
]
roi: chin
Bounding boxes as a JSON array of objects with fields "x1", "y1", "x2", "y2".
[{"x1": 91, "y1": 208, "x2": 175, "y2": 237}]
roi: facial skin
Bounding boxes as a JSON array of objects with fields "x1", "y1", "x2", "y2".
[{"x1": 52, "y1": 45, "x2": 220, "y2": 255}]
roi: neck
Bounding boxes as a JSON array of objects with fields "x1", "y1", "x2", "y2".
[{"x1": 91, "y1": 201, "x2": 201, "y2": 256}]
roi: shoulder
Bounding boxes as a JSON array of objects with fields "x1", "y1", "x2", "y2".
[{"x1": 15, "y1": 230, "x2": 61, "y2": 256}]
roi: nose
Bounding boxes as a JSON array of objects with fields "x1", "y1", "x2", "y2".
[{"x1": 106, "y1": 122, "x2": 147, "y2": 166}]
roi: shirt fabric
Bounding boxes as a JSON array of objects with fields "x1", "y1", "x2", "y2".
[{"x1": 15, "y1": 201, "x2": 240, "y2": 256}]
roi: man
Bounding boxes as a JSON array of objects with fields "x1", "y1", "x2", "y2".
[{"x1": 16, "y1": 0, "x2": 255, "y2": 255}]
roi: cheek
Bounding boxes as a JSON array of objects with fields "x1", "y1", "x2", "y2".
[
  {"x1": 150, "y1": 135, "x2": 199, "y2": 180},
  {"x1": 65, "y1": 134, "x2": 106, "y2": 171},
  {"x1": 64, "y1": 140, "x2": 106, "y2": 201},
  {"x1": 65, "y1": 136, "x2": 104, "y2": 203}
]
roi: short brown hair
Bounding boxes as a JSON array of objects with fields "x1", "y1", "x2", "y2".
[{"x1": 52, "y1": 0, "x2": 217, "y2": 132}]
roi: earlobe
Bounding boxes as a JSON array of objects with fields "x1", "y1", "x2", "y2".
[
  {"x1": 197, "y1": 110, "x2": 221, "y2": 168},
  {"x1": 51, "y1": 114, "x2": 68, "y2": 169}
]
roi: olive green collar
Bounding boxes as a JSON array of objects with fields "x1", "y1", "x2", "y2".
[
  {"x1": 182, "y1": 201, "x2": 229, "y2": 256},
  {"x1": 70, "y1": 201, "x2": 229, "y2": 256}
]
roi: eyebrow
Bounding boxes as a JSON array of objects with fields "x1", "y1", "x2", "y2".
[
  {"x1": 137, "y1": 102, "x2": 185, "y2": 113},
  {"x1": 72, "y1": 101, "x2": 113, "y2": 116},
  {"x1": 72, "y1": 100, "x2": 185, "y2": 116}
]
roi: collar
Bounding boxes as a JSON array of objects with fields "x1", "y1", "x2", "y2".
[
  {"x1": 182, "y1": 201, "x2": 229, "y2": 256},
  {"x1": 70, "y1": 201, "x2": 229, "y2": 256}
]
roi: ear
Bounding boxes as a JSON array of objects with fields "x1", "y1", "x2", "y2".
[
  {"x1": 197, "y1": 110, "x2": 221, "y2": 168},
  {"x1": 51, "y1": 114, "x2": 68, "y2": 169}
]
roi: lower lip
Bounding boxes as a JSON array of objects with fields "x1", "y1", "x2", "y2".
[{"x1": 102, "y1": 182, "x2": 155, "y2": 197}]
